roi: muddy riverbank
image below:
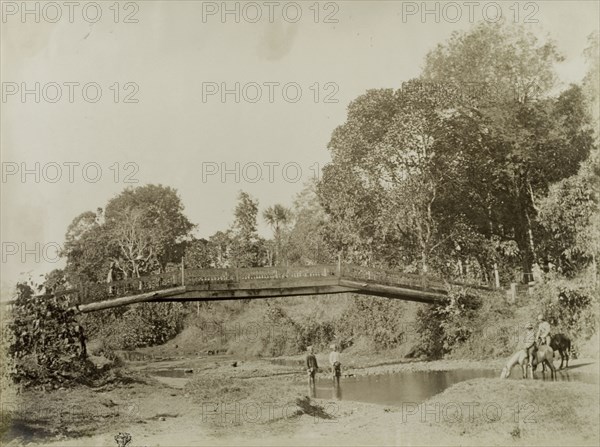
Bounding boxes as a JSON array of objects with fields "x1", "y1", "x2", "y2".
[{"x1": 1, "y1": 351, "x2": 598, "y2": 446}]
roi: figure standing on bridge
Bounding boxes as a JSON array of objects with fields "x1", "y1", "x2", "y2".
[{"x1": 306, "y1": 346, "x2": 318, "y2": 397}]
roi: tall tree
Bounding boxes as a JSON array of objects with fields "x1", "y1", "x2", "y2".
[
  {"x1": 62, "y1": 209, "x2": 110, "y2": 283},
  {"x1": 62, "y1": 184, "x2": 194, "y2": 283},
  {"x1": 287, "y1": 180, "x2": 335, "y2": 266},
  {"x1": 229, "y1": 192, "x2": 264, "y2": 268},
  {"x1": 263, "y1": 204, "x2": 292, "y2": 266},
  {"x1": 422, "y1": 22, "x2": 594, "y2": 280},
  {"x1": 582, "y1": 31, "x2": 599, "y2": 136},
  {"x1": 319, "y1": 81, "x2": 494, "y2": 275},
  {"x1": 104, "y1": 184, "x2": 194, "y2": 275}
]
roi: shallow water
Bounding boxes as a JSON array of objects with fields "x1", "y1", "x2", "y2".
[
  {"x1": 146, "y1": 363, "x2": 598, "y2": 406},
  {"x1": 312, "y1": 368, "x2": 598, "y2": 405}
]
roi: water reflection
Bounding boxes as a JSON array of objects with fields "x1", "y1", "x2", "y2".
[
  {"x1": 313, "y1": 369, "x2": 598, "y2": 406},
  {"x1": 332, "y1": 378, "x2": 342, "y2": 401},
  {"x1": 308, "y1": 372, "x2": 317, "y2": 398}
]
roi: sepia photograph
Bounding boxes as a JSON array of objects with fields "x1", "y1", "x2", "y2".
[{"x1": 1, "y1": 1, "x2": 599, "y2": 446}]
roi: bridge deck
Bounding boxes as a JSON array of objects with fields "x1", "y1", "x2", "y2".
[{"x1": 4, "y1": 264, "x2": 491, "y2": 312}]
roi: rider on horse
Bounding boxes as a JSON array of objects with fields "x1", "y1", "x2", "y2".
[{"x1": 536, "y1": 314, "x2": 551, "y2": 346}]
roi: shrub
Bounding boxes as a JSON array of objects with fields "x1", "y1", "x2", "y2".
[
  {"x1": 536, "y1": 282, "x2": 598, "y2": 342},
  {"x1": 258, "y1": 305, "x2": 301, "y2": 356},
  {"x1": 7, "y1": 283, "x2": 95, "y2": 389},
  {"x1": 293, "y1": 316, "x2": 336, "y2": 352},
  {"x1": 337, "y1": 296, "x2": 411, "y2": 351},
  {"x1": 88, "y1": 302, "x2": 186, "y2": 350},
  {"x1": 413, "y1": 288, "x2": 483, "y2": 358}
]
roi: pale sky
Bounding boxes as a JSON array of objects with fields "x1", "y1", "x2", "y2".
[{"x1": 1, "y1": 0, "x2": 599, "y2": 295}]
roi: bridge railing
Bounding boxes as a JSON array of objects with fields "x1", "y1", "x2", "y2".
[
  {"x1": 76, "y1": 270, "x2": 184, "y2": 304},
  {"x1": 341, "y1": 264, "x2": 492, "y2": 291},
  {"x1": 185, "y1": 264, "x2": 339, "y2": 284},
  {"x1": 51, "y1": 263, "x2": 490, "y2": 306},
  {"x1": 72, "y1": 264, "x2": 340, "y2": 304},
  {"x1": 340, "y1": 265, "x2": 447, "y2": 291}
]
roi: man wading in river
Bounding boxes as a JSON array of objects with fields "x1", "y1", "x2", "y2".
[
  {"x1": 329, "y1": 344, "x2": 341, "y2": 385},
  {"x1": 329, "y1": 344, "x2": 342, "y2": 399},
  {"x1": 306, "y1": 346, "x2": 318, "y2": 397}
]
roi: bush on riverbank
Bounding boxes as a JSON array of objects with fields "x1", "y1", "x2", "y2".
[
  {"x1": 412, "y1": 288, "x2": 489, "y2": 359},
  {"x1": 84, "y1": 302, "x2": 186, "y2": 352},
  {"x1": 7, "y1": 284, "x2": 96, "y2": 390},
  {"x1": 412, "y1": 273, "x2": 599, "y2": 361},
  {"x1": 337, "y1": 297, "x2": 415, "y2": 351},
  {"x1": 535, "y1": 280, "x2": 598, "y2": 340},
  {"x1": 158, "y1": 294, "x2": 421, "y2": 358}
]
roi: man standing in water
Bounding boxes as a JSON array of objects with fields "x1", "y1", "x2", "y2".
[
  {"x1": 306, "y1": 346, "x2": 318, "y2": 397},
  {"x1": 329, "y1": 344, "x2": 341, "y2": 384},
  {"x1": 329, "y1": 344, "x2": 342, "y2": 399}
]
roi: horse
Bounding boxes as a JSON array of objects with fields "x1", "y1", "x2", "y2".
[
  {"x1": 550, "y1": 333, "x2": 571, "y2": 369},
  {"x1": 531, "y1": 344, "x2": 556, "y2": 379},
  {"x1": 500, "y1": 349, "x2": 529, "y2": 379}
]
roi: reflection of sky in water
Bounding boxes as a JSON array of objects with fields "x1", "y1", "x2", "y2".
[
  {"x1": 146, "y1": 366, "x2": 597, "y2": 406},
  {"x1": 313, "y1": 369, "x2": 598, "y2": 406}
]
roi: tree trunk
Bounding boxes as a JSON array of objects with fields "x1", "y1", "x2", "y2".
[{"x1": 515, "y1": 189, "x2": 534, "y2": 284}]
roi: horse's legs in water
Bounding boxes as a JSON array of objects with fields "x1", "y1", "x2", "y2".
[
  {"x1": 545, "y1": 359, "x2": 556, "y2": 380},
  {"x1": 558, "y1": 350, "x2": 565, "y2": 369}
]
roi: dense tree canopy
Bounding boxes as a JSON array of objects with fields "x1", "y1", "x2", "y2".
[
  {"x1": 318, "y1": 23, "x2": 597, "y2": 283},
  {"x1": 62, "y1": 185, "x2": 194, "y2": 283}
]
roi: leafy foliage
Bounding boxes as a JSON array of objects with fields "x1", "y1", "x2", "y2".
[
  {"x1": 337, "y1": 297, "x2": 411, "y2": 351},
  {"x1": 7, "y1": 283, "x2": 94, "y2": 389},
  {"x1": 537, "y1": 154, "x2": 599, "y2": 275},
  {"x1": 413, "y1": 289, "x2": 483, "y2": 358},
  {"x1": 318, "y1": 23, "x2": 595, "y2": 283},
  {"x1": 286, "y1": 180, "x2": 335, "y2": 265},
  {"x1": 88, "y1": 303, "x2": 186, "y2": 351},
  {"x1": 263, "y1": 204, "x2": 292, "y2": 266},
  {"x1": 229, "y1": 192, "x2": 266, "y2": 268},
  {"x1": 537, "y1": 283, "x2": 597, "y2": 341}
]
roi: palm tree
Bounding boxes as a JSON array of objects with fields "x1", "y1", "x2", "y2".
[{"x1": 263, "y1": 204, "x2": 292, "y2": 266}]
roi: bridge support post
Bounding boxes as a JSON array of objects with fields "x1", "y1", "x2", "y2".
[
  {"x1": 508, "y1": 283, "x2": 517, "y2": 303},
  {"x1": 494, "y1": 263, "x2": 500, "y2": 288}
]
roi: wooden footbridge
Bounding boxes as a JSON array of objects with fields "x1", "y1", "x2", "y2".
[{"x1": 37, "y1": 264, "x2": 489, "y2": 313}]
